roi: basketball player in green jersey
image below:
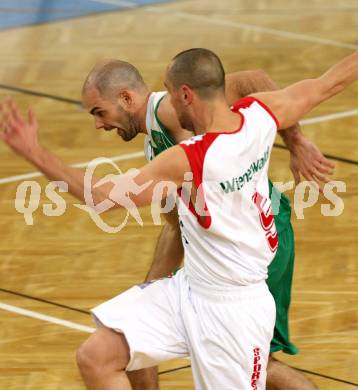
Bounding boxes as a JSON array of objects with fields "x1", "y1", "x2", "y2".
[{"x1": 0, "y1": 61, "x2": 334, "y2": 389}]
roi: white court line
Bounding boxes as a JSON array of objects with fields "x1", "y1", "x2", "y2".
[
  {"x1": 0, "y1": 302, "x2": 95, "y2": 333},
  {"x1": 1, "y1": 107, "x2": 357, "y2": 187},
  {"x1": 300, "y1": 109, "x2": 358, "y2": 125},
  {"x1": 165, "y1": 11, "x2": 358, "y2": 51},
  {"x1": 0, "y1": 150, "x2": 144, "y2": 186},
  {"x1": 295, "y1": 290, "x2": 358, "y2": 295},
  {"x1": 93, "y1": 0, "x2": 358, "y2": 50},
  {"x1": 291, "y1": 307, "x2": 357, "y2": 324}
]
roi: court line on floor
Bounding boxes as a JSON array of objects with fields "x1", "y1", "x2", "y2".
[
  {"x1": 164, "y1": 11, "x2": 358, "y2": 51},
  {"x1": 0, "y1": 287, "x2": 90, "y2": 315},
  {"x1": 300, "y1": 109, "x2": 358, "y2": 125},
  {"x1": 0, "y1": 151, "x2": 145, "y2": 185},
  {"x1": 295, "y1": 290, "x2": 358, "y2": 294},
  {"x1": 273, "y1": 144, "x2": 358, "y2": 165},
  {"x1": 1, "y1": 299, "x2": 357, "y2": 385},
  {"x1": 291, "y1": 307, "x2": 357, "y2": 324},
  {"x1": 0, "y1": 302, "x2": 95, "y2": 333},
  {"x1": 291, "y1": 367, "x2": 358, "y2": 387},
  {"x1": 0, "y1": 84, "x2": 82, "y2": 106},
  {"x1": 95, "y1": 0, "x2": 358, "y2": 50}
]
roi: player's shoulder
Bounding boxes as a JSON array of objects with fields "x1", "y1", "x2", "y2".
[
  {"x1": 231, "y1": 96, "x2": 279, "y2": 129},
  {"x1": 230, "y1": 96, "x2": 260, "y2": 113},
  {"x1": 179, "y1": 133, "x2": 220, "y2": 156},
  {"x1": 180, "y1": 134, "x2": 206, "y2": 146},
  {"x1": 148, "y1": 90, "x2": 167, "y2": 109}
]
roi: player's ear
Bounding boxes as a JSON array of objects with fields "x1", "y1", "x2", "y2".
[
  {"x1": 181, "y1": 85, "x2": 193, "y2": 106},
  {"x1": 118, "y1": 90, "x2": 133, "y2": 109}
]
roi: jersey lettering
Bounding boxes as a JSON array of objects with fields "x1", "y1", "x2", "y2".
[{"x1": 252, "y1": 192, "x2": 278, "y2": 253}]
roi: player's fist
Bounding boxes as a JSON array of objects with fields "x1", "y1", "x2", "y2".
[{"x1": 0, "y1": 96, "x2": 40, "y2": 159}]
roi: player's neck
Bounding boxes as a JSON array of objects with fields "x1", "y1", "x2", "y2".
[
  {"x1": 193, "y1": 100, "x2": 242, "y2": 134},
  {"x1": 136, "y1": 92, "x2": 151, "y2": 134}
]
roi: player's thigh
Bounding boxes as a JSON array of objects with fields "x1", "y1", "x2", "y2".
[
  {"x1": 184, "y1": 284, "x2": 275, "y2": 390},
  {"x1": 92, "y1": 272, "x2": 189, "y2": 371}
]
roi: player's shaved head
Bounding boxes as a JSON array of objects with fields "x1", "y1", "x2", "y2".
[
  {"x1": 83, "y1": 59, "x2": 148, "y2": 99},
  {"x1": 167, "y1": 48, "x2": 225, "y2": 99}
]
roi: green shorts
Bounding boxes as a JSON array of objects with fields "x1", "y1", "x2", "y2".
[{"x1": 267, "y1": 223, "x2": 298, "y2": 355}]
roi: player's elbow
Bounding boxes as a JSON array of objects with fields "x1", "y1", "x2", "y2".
[
  {"x1": 89, "y1": 186, "x2": 120, "y2": 213},
  {"x1": 280, "y1": 79, "x2": 322, "y2": 128},
  {"x1": 253, "y1": 69, "x2": 268, "y2": 78},
  {"x1": 248, "y1": 69, "x2": 272, "y2": 84}
]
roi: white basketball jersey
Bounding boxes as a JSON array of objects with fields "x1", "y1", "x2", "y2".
[{"x1": 178, "y1": 97, "x2": 279, "y2": 288}]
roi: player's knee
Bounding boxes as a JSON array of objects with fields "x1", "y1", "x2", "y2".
[
  {"x1": 76, "y1": 328, "x2": 128, "y2": 378},
  {"x1": 76, "y1": 336, "x2": 108, "y2": 379},
  {"x1": 77, "y1": 338, "x2": 101, "y2": 379}
]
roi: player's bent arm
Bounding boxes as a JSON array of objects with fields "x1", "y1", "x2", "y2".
[
  {"x1": 145, "y1": 206, "x2": 184, "y2": 281},
  {"x1": 225, "y1": 69, "x2": 278, "y2": 104},
  {"x1": 224, "y1": 69, "x2": 307, "y2": 145},
  {"x1": 100, "y1": 145, "x2": 190, "y2": 209},
  {"x1": 252, "y1": 51, "x2": 358, "y2": 129}
]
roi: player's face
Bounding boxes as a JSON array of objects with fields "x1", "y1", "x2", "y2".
[
  {"x1": 165, "y1": 77, "x2": 195, "y2": 132},
  {"x1": 83, "y1": 87, "x2": 140, "y2": 141}
]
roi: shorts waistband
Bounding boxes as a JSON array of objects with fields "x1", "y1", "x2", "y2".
[{"x1": 187, "y1": 277, "x2": 269, "y2": 302}]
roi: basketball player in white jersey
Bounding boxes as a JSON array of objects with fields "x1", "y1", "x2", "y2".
[
  {"x1": 0, "y1": 62, "x2": 337, "y2": 389},
  {"x1": 70, "y1": 48, "x2": 356, "y2": 389}
]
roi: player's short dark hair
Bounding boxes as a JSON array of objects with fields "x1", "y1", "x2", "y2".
[{"x1": 168, "y1": 48, "x2": 225, "y2": 99}]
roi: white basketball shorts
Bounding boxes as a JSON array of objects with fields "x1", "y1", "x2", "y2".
[{"x1": 92, "y1": 269, "x2": 275, "y2": 390}]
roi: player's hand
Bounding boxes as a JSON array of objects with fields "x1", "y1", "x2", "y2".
[
  {"x1": 289, "y1": 136, "x2": 335, "y2": 192},
  {"x1": 0, "y1": 96, "x2": 40, "y2": 159}
]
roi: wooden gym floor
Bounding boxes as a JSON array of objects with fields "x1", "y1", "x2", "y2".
[{"x1": 0, "y1": 0, "x2": 357, "y2": 388}]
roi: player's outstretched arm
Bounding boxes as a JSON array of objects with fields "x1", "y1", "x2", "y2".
[
  {"x1": 0, "y1": 97, "x2": 103, "y2": 204},
  {"x1": 225, "y1": 69, "x2": 335, "y2": 186},
  {"x1": 253, "y1": 51, "x2": 358, "y2": 129}
]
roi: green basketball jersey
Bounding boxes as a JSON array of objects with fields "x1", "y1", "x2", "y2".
[{"x1": 144, "y1": 92, "x2": 176, "y2": 162}]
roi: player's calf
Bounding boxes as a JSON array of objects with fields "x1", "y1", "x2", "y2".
[
  {"x1": 127, "y1": 367, "x2": 159, "y2": 390},
  {"x1": 266, "y1": 355, "x2": 318, "y2": 390}
]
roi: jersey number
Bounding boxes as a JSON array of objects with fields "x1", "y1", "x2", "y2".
[{"x1": 252, "y1": 192, "x2": 278, "y2": 253}]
